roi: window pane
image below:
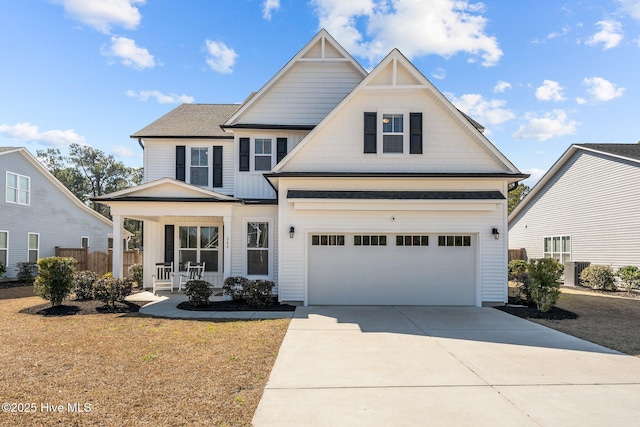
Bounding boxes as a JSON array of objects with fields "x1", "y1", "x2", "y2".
[
  {"x1": 354, "y1": 235, "x2": 361, "y2": 246},
  {"x1": 0, "y1": 250, "x2": 6, "y2": 267},
  {"x1": 28, "y1": 234, "x2": 38, "y2": 249},
  {"x1": 7, "y1": 173, "x2": 17, "y2": 188},
  {"x1": 393, "y1": 115, "x2": 403, "y2": 132},
  {"x1": 379, "y1": 236, "x2": 386, "y2": 246},
  {"x1": 312, "y1": 235, "x2": 319, "y2": 246},
  {"x1": 363, "y1": 236, "x2": 370, "y2": 245},
  {"x1": 405, "y1": 236, "x2": 411, "y2": 246},
  {"x1": 413, "y1": 236, "x2": 420, "y2": 246},
  {"x1": 396, "y1": 236, "x2": 403, "y2": 246},
  {"x1": 455, "y1": 236, "x2": 463, "y2": 246},
  {"x1": 337, "y1": 235, "x2": 344, "y2": 246},
  {"x1": 191, "y1": 148, "x2": 208, "y2": 166},
  {"x1": 329, "y1": 235, "x2": 336, "y2": 246},
  {"x1": 463, "y1": 236, "x2": 471, "y2": 247},
  {"x1": 179, "y1": 250, "x2": 197, "y2": 271},
  {"x1": 81, "y1": 237, "x2": 89, "y2": 248},
  {"x1": 201, "y1": 251, "x2": 218, "y2": 272},
  {"x1": 247, "y1": 223, "x2": 268, "y2": 248},
  {"x1": 190, "y1": 167, "x2": 208, "y2": 186},
  {"x1": 438, "y1": 236, "x2": 445, "y2": 246},
  {"x1": 320, "y1": 235, "x2": 328, "y2": 245},
  {"x1": 553, "y1": 237, "x2": 560, "y2": 252},
  {"x1": 421, "y1": 236, "x2": 429, "y2": 246},
  {"x1": 201, "y1": 227, "x2": 218, "y2": 249},
  {"x1": 18, "y1": 190, "x2": 28, "y2": 205},
  {"x1": 382, "y1": 115, "x2": 393, "y2": 132},
  {"x1": 255, "y1": 156, "x2": 271, "y2": 171},
  {"x1": 255, "y1": 139, "x2": 272, "y2": 155},
  {"x1": 383, "y1": 135, "x2": 403, "y2": 153},
  {"x1": 19, "y1": 176, "x2": 29, "y2": 191},
  {"x1": 371, "y1": 235, "x2": 379, "y2": 246},
  {"x1": 544, "y1": 237, "x2": 551, "y2": 252},
  {"x1": 248, "y1": 250, "x2": 268, "y2": 275},
  {"x1": 7, "y1": 188, "x2": 17, "y2": 203},
  {"x1": 28, "y1": 250, "x2": 38, "y2": 264},
  {"x1": 180, "y1": 226, "x2": 197, "y2": 249},
  {"x1": 563, "y1": 236, "x2": 571, "y2": 252},
  {"x1": 447, "y1": 236, "x2": 454, "y2": 246},
  {"x1": 0, "y1": 232, "x2": 7, "y2": 248}
]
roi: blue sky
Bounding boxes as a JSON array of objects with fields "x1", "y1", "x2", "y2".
[{"x1": 1, "y1": 0, "x2": 639, "y2": 186}]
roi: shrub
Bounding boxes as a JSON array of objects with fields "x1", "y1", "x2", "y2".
[
  {"x1": 580, "y1": 265, "x2": 616, "y2": 291},
  {"x1": 616, "y1": 266, "x2": 640, "y2": 292},
  {"x1": 185, "y1": 280, "x2": 213, "y2": 307},
  {"x1": 243, "y1": 279, "x2": 275, "y2": 308},
  {"x1": 223, "y1": 276, "x2": 249, "y2": 302},
  {"x1": 17, "y1": 262, "x2": 37, "y2": 284},
  {"x1": 73, "y1": 270, "x2": 98, "y2": 300},
  {"x1": 129, "y1": 263, "x2": 143, "y2": 287},
  {"x1": 93, "y1": 276, "x2": 133, "y2": 309},
  {"x1": 0, "y1": 261, "x2": 5, "y2": 278},
  {"x1": 33, "y1": 257, "x2": 77, "y2": 307},
  {"x1": 508, "y1": 259, "x2": 531, "y2": 304},
  {"x1": 528, "y1": 258, "x2": 563, "y2": 313}
]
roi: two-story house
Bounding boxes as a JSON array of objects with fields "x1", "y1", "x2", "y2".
[{"x1": 96, "y1": 30, "x2": 527, "y2": 306}]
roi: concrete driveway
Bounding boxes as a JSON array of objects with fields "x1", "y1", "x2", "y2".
[{"x1": 253, "y1": 306, "x2": 640, "y2": 426}]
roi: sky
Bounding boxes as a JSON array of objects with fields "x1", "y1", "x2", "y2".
[{"x1": 1, "y1": 0, "x2": 639, "y2": 187}]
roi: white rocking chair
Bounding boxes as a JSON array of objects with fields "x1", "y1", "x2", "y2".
[
  {"x1": 152, "y1": 262, "x2": 174, "y2": 294},
  {"x1": 178, "y1": 262, "x2": 205, "y2": 292}
]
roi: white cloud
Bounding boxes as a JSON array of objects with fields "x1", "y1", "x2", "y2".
[
  {"x1": 512, "y1": 110, "x2": 579, "y2": 141},
  {"x1": 56, "y1": 0, "x2": 145, "y2": 33},
  {"x1": 586, "y1": 19, "x2": 623, "y2": 50},
  {"x1": 522, "y1": 167, "x2": 547, "y2": 187},
  {"x1": 618, "y1": 0, "x2": 640, "y2": 21},
  {"x1": 431, "y1": 68, "x2": 446, "y2": 80},
  {"x1": 104, "y1": 36, "x2": 155, "y2": 69},
  {"x1": 547, "y1": 25, "x2": 571, "y2": 40},
  {"x1": 583, "y1": 77, "x2": 625, "y2": 101},
  {"x1": 126, "y1": 90, "x2": 194, "y2": 104},
  {"x1": 263, "y1": 0, "x2": 280, "y2": 20},
  {"x1": 535, "y1": 80, "x2": 566, "y2": 102},
  {"x1": 205, "y1": 40, "x2": 238, "y2": 74},
  {"x1": 311, "y1": 0, "x2": 503, "y2": 66},
  {"x1": 0, "y1": 122, "x2": 86, "y2": 147},
  {"x1": 450, "y1": 94, "x2": 515, "y2": 127},
  {"x1": 493, "y1": 80, "x2": 512, "y2": 93},
  {"x1": 576, "y1": 97, "x2": 587, "y2": 105},
  {"x1": 111, "y1": 145, "x2": 140, "y2": 158}
]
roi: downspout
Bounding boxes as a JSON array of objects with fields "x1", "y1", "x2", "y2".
[
  {"x1": 137, "y1": 138, "x2": 144, "y2": 150},
  {"x1": 508, "y1": 182, "x2": 519, "y2": 192}
]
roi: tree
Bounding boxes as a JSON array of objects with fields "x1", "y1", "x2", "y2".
[
  {"x1": 508, "y1": 184, "x2": 530, "y2": 214},
  {"x1": 528, "y1": 258, "x2": 563, "y2": 312}
]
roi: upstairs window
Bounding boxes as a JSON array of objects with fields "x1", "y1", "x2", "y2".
[
  {"x1": 6, "y1": 172, "x2": 30, "y2": 205},
  {"x1": 254, "y1": 139, "x2": 272, "y2": 171},
  {"x1": 190, "y1": 147, "x2": 209, "y2": 187},
  {"x1": 382, "y1": 114, "x2": 404, "y2": 153}
]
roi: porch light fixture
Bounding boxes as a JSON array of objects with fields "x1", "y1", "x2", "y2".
[
  {"x1": 492, "y1": 228, "x2": 500, "y2": 240},
  {"x1": 289, "y1": 226, "x2": 295, "y2": 238}
]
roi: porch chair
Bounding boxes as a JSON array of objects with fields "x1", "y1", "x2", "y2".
[
  {"x1": 152, "y1": 262, "x2": 174, "y2": 294},
  {"x1": 178, "y1": 262, "x2": 206, "y2": 292}
]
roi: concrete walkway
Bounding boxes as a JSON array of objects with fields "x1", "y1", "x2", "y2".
[
  {"x1": 126, "y1": 291, "x2": 294, "y2": 319},
  {"x1": 253, "y1": 306, "x2": 640, "y2": 426}
]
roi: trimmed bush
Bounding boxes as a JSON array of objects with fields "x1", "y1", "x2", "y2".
[
  {"x1": 129, "y1": 263, "x2": 143, "y2": 287},
  {"x1": 243, "y1": 279, "x2": 275, "y2": 308},
  {"x1": 528, "y1": 258, "x2": 563, "y2": 313},
  {"x1": 93, "y1": 276, "x2": 133, "y2": 309},
  {"x1": 73, "y1": 270, "x2": 98, "y2": 300},
  {"x1": 580, "y1": 265, "x2": 616, "y2": 291},
  {"x1": 616, "y1": 266, "x2": 640, "y2": 292},
  {"x1": 223, "y1": 276, "x2": 249, "y2": 302},
  {"x1": 185, "y1": 280, "x2": 213, "y2": 307},
  {"x1": 17, "y1": 262, "x2": 37, "y2": 284},
  {"x1": 508, "y1": 259, "x2": 531, "y2": 304},
  {"x1": 34, "y1": 257, "x2": 78, "y2": 307}
]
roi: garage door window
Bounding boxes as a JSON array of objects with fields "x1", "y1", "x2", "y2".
[
  {"x1": 312, "y1": 235, "x2": 345, "y2": 246},
  {"x1": 396, "y1": 235, "x2": 429, "y2": 246},
  {"x1": 354, "y1": 235, "x2": 387, "y2": 246},
  {"x1": 438, "y1": 235, "x2": 471, "y2": 247},
  {"x1": 247, "y1": 222, "x2": 269, "y2": 275}
]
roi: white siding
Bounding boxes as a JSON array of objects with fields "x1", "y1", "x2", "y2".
[
  {"x1": 236, "y1": 61, "x2": 364, "y2": 126},
  {"x1": 282, "y1": 89, "x2": 510, "y2": 173},
  {"x1": 277, "y1": 178, "x2": 508, "y2": 305},
  {"x1": 509, "y1": 151, "x2": 640, "y2": 269}
]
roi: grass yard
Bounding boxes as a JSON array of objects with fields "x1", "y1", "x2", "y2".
[{"x1": 0, "y1": 286, "x2": 290, "y2": 427}]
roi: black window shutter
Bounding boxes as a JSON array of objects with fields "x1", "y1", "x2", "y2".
[
  {"x1": 409, "y1": 113, "x2": 423, "y2": 154},
  {"x1": 239, "y1": 138, "x2": 250, "y2": 171},
  {"x1": 212, "y1": 145, "x2": 223, "y2": 187},
  {"x1": 164, "y1": 225, "x2": 174, "y2": 263},
  {"x1": 175, "y1": 146, "x2": 186, "y2": 181},
  {"x1": 276, "y1": 138, "x2": 288, "y2": 163},
  {"x1": 364, "y1": 112, "x2": 377, "y2": 153}
]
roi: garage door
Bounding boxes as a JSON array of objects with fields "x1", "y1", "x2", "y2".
[{"x1": 308, "y1": 233, "x2": 476, "y2": 305}]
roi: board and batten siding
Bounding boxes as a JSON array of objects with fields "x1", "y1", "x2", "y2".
[
  {"x1": 277, "y1": 178, "x2": 508, "y2": 305},
  {"x1": 509, "y1": 150, "x2": 640, "y2": 269},
  {"x1": 143, "y1": 138, "x2": 235, "y2": 196},
  {"x1": 0, "y1": 151, "x2": 112, "y2": 278}
]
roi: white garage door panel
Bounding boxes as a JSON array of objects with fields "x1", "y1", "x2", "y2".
[{"x1": 308, "y1": 234, "x2": 476, "y2": 305}]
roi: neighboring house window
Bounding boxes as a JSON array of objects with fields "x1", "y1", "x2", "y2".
[
  {"x1": 311, "y1": 235, "x2": 345, "y2": 246},
  {"x1": 254, "y1": 139, "x2": 272, "y2": 171},
  {"x1": 543, "y1": 236, "x2": 571, "y2": 263},
  {"x1": 178, "y1": 226, "x2": 219, "y2": 272},
  {"x1": 396, "y1": 235, "x2": 429, "y2": 246},
  {"x1": 354, "y1": 235, "x2": 387, "y2": 246},
  {"x1": 438, "y1": 236, "x2": 471, "y2": 247},
  {"x1": 382, "y1": 114, "x2": 404, "y2": 153},
  {"x1": 0, "y1": 231, "x2": 7, "y2": 268},
  {"x1": 190, "y1": 147, "x2": 209, "y2": 187},
  {"x1": 81, "y1": 236, "x2": 89, "y2": 248},
  {"x1": 6, "y1": 172, "x2": 30, "y2": 205},
  {"x1": 247, "y1": 222, "x2": 269, "y2": 275},
  {"x1": 28, "y1": 233, "x2": 39, "y2": 263}
]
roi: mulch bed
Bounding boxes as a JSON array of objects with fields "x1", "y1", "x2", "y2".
[
  {"x1": 20, "y1": 299, "x2": 149, "y2": 316},
  {"x1": 496, "y1": 303, "x2": 578, "y2": 320},
  {"x1": 178, "y1": 297, "x2": 296, "y2": 312}
]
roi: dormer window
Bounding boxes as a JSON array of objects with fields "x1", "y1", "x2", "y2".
[
  {"x1": 363, "y1": 112, "x2": 422, "y2": 155},
  {"x1": 382, "y1": 114, "x2": 404, "y2": 153}
]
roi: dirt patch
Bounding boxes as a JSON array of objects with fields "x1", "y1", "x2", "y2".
[{"x1": 178, "y1": 297, "x2": 296, "y2": 312}]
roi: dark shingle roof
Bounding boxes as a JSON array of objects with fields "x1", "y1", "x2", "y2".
[
  {"x1": 287, "y1": 190, "x2": 505, "y2": 200},
  {"x1": 576, "y1": 143, "x2": 640, "y2": 161},
  {"x1": 131, "y1": 104, "x2": 240, "y2": 138}
]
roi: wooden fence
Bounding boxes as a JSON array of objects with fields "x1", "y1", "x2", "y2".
[
  {"x1": 508, "y1": 248, "x2": 527, "y2": 262},
  {"x1": 55, "y1": 247, "x2": 141, "y2": 277}
]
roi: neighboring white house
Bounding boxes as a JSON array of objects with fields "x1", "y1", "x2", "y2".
[
  {"x1": 97, "y1": 30, "x2": 527, "y2": 306},
  {"x1": 509, "y1": 143, "x2": 640, "y2": 270},
  {"x1": 0, "y1": 147, "x2": 115, "y2": 278}
]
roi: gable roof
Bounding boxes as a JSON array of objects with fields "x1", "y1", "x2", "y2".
[
  {"x1": 272, "y1": 48, "x2": 521, "y2": 175},
  {"x1": 508, "y1": 143, "x2": 640, "y2": 221},
  {"x1": 223, "y1": 29, "x2": 368, "y2": 127},
  {"x1": 131, "y1": 104, "x2": 239, "y2": 138},
  {"x1": 94, "y1": 177, "x2": 239, "y2": 202},
  {"x1": 0, "y1": 147, "x2": 116, "y2": 228}
]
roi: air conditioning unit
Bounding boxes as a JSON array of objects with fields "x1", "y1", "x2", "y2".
[{"x1": 564, "y1": 261, "x2": 590, "y2": 286}]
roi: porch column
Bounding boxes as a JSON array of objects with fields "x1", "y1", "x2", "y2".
[
  {"x1": 112, "y1": 215, "x2": 124, "y2": 279},
  {"x1": 223, "y1": 216, "x2": 232, "y2": 279}
]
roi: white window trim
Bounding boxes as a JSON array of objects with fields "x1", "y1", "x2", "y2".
[
  {"x1": 243, "y1": 218, "x2": 272, "y2": 278},
  {"x1": 175, "y1": 223, "x2": 222, "y2": 274},
  {"x1": 187, "y1": 146, "x2": 210, "y2": 188},
  {"x1": 81, "y1": 236, "x2": 89, "y2": 248},
  {"x1": 27, "y1": 232, "x2": 39, "y2": 264},
  {"x1": 0, "y1": 230, "x2": 8, "y2": 268},
  {"x1": 377, "y1": 110, "x2": 409, "y2": 156},
  {"x1": 543, "y1": 235, "x2": 571, "y2": 262},
  {"x1": 6, "y1": 171, "x2": 30, "y2": 206},
  {"x1": 251, "y1": 137, "x2": 274, "y2": 174}
]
